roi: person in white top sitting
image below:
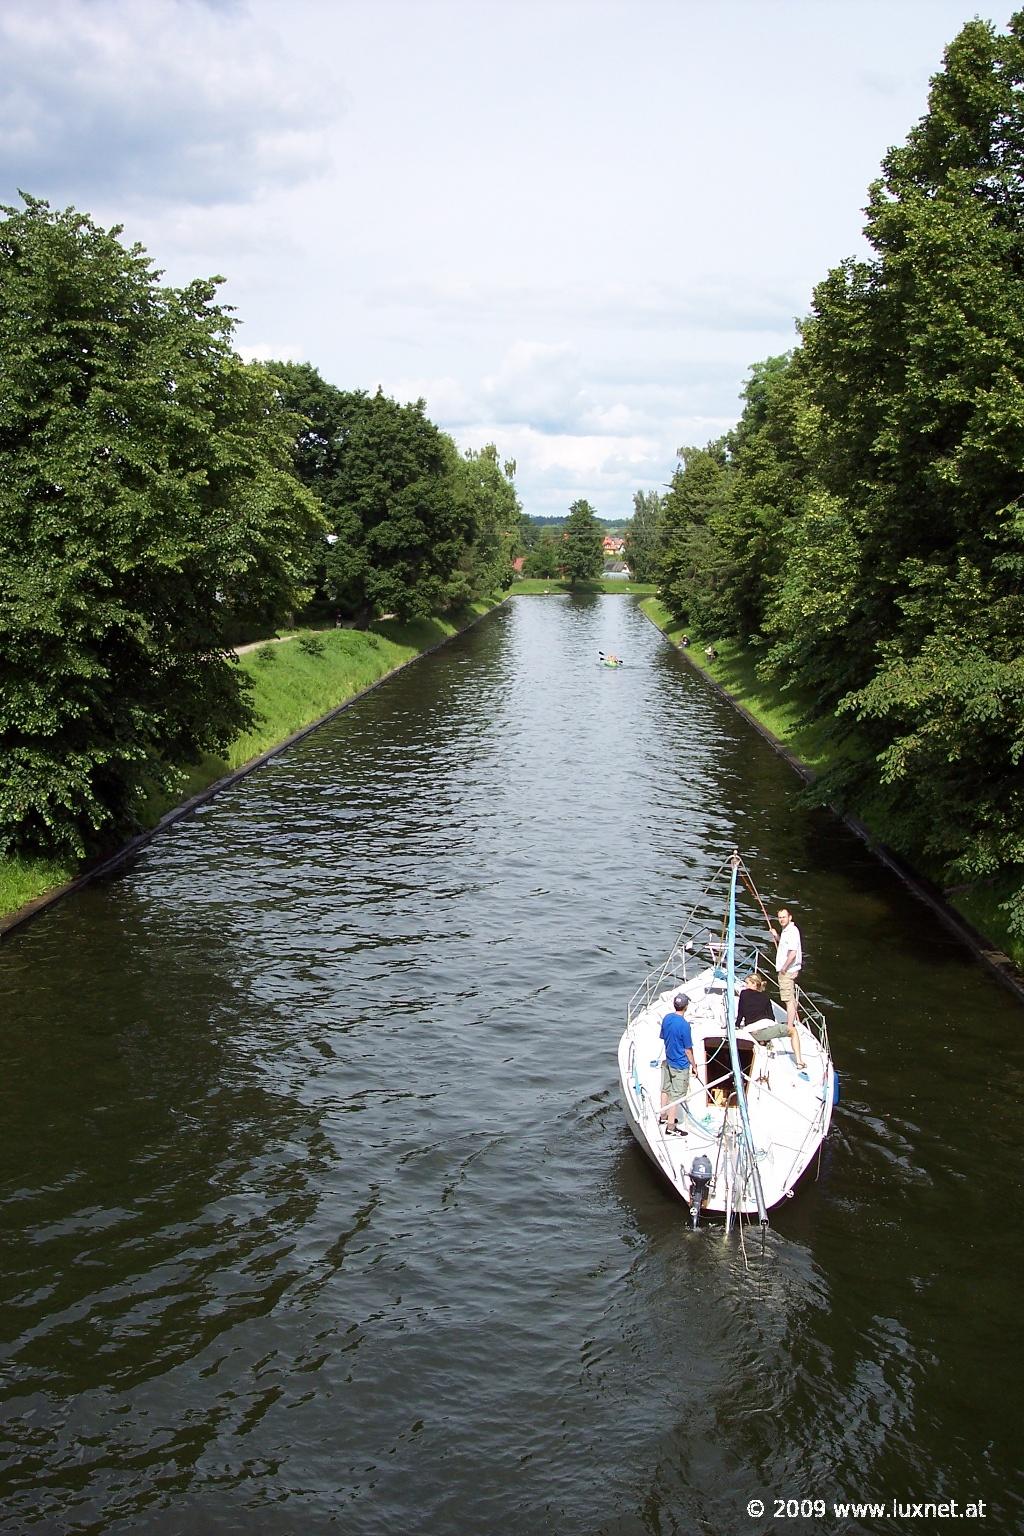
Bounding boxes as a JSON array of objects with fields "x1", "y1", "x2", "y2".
[{"x1": 769, "y1": 907, "x2": 806, "y2": 1072}]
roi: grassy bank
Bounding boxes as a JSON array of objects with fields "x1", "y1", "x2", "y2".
[
  {"x1": 640, "y1": 600, "x2": 841, "y2": 770},
  {"x1": 512, "y1": 578, "x2": 657, "y2": 596},
  {"x1": 640, "y1": 597, "x2": 1024, "y2": 969},
  {"x1": 0, "y1": 600, "x2": 499, "y2": 923}
]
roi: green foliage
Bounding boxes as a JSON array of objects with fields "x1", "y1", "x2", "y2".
[
  {"x1": 446, "y1": 441, "x2": 520, "y2": 601},
  {"x1": 838, "y1": 566, "x2": 1024, "y2": 925},
  {"x1": 726, "y1": 354, "x2": 816, "y2": 638},
  {"x1": 330, "y1": 390, "x2": 468, "y2": 622},
  {"x1": 514, "y1": 510, "x2": 543, "y2": 554},
  {"x1": 265, "y1": 365, "x2": 494, "y2": 622},
  {"x1": 760, "y1": 489, "x2": 866, "y2": 704},
  {"x1": 523, "y1": 532, "x2": 563, "y2": 579},
  {"x1": 0, "y1": 196, "x2": 324, "y2": 860},
  {"x1": 656, "y1": 360, "x2": 817, "y2": 644},
  {"x1": 800, "y1": 13, "x2": 1024, "y2": 935},
  {"x1": 0, "y1": 854, "x2": 77, "y2": 920},
  {"x1": 560, "y1": 499, "x2": 604, "y2": 586},
  {"x1": 657, "y1": 441, "x2": 738, "y2": 633},
  {"x1": 647, "y1": 11, "x2": 1024, "y2": 940},
  {"x1": 642, "y1": 599, "x2": 1024, "y2": 966},
  {"x1": 623, "y1": 489, "x2": 664, "y2": 582}
]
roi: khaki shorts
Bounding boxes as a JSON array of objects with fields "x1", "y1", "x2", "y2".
[
  {"x1": 751, "y1": 1021, "x2": 789, "y2": 1042},
  {"x1": 661, "y1": 1063, "x2": 691, "y2": 1100},
  {"x1": 778, "y1": 972, "x2": 800, "y2": 1005}
]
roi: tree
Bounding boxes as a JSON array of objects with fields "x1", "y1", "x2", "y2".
[
  {"x1": 623, "y1": 489, "x2": 664, "y2": 582},
  {"x1": 514, "y1": 511, "x2": 543, "y2": 556},
  {"x1": 767, "y1": 13, "x2": 1024, "y2": 931},
  {"x1": 561, "y1": 499, "x2": 604, "y2": 586},
  {"x1": 642, "y1": 13, "x2": 1024, "y2": 934},
  {"x1": 264, "y1": 368, "x2": 473, "y2": 625},
  {"x1": 523, "y1": 532, "x2": 562, "y2": 578},
  {"x1": 0, "y1": 197, "x2": 324, "y2": 859},
  {"x1": 657, "y1": 442, "x2": 734, "y2": 630},
  {"x1": 445, "y1": 441, "x2": 520, "y2": 603},
  {"x1": 724, "y1": 353, "x2": 815, "y2": 640}
]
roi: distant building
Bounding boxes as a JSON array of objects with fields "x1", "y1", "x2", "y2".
[
  {"x1": 602, "y1": 535, "x2": 625, "y2": 554},
  {"x1": 512, "y1": 556, "x2": 525, "y2": 575}
]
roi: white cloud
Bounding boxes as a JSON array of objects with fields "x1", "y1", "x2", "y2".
[
  {"x1": 369, "y1": 276, "x2": 806, "y2": 337},
  {"x1": 480, "y1": 341, "x2": 588, "y2": 431},
  {"x1": 387, "y1": 375, "x2": 474, "y2": 420},
  {"x1": 0, "y1": 0, "x2": 990, "y2": 521},
  {"x1": 449, "y1": 417, "x2": 734, "y2": 520},
  {"x1": 0, "y1": 0, "x2": 340, "y2": 208}
]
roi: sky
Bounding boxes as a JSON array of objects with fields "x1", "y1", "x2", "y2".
[{"x1": 0, "y1": 0, "x2": 1007, "y2": 520}]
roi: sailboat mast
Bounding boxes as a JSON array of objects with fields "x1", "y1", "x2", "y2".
[{"x1": 726, "y1": 851, "x2": 769, "y2": 1227}]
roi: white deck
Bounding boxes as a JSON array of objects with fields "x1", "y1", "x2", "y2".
[{"x1": 618, "y1": 964, "x2": 834, "y2": 1218}]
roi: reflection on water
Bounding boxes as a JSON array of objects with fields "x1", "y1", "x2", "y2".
[{"x1": 1, "y1": 596, "x2": 1020, "y2": 1534}]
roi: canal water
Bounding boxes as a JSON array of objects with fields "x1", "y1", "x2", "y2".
[{"x1": 1, "y1": 596, "x2": 1020, "y2": 1535}]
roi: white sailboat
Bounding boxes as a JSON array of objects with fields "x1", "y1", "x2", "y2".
[{"x1": 617, "y1": 851, "x2": 837, "y2": 1230}]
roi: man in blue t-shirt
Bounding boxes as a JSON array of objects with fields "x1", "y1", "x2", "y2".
[{"x1": 659, "y1": 992, "x2": 696, "y2": 1137}]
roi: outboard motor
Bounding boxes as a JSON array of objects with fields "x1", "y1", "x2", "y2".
[{"x1": 688, "y1": 1154, "x2": 713, "y2": 1229}]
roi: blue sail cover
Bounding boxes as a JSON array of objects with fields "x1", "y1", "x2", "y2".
[{"x1": 726, "y1": 855, "x2": 768, "y2": 1225}]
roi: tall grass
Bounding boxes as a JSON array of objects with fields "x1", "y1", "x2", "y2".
[
  {"x1": 228, "y1": 625, "x2": 427, "y2": 768},
  {"x1": 0, "y1": 856, "x2": 78, "y2": 918},
  {"x1": 0, "y1": 602, "x2": 497, "y2": 922}
]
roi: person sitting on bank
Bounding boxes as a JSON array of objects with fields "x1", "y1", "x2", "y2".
[
  {"x1": 659, "y1": 992, "x2": 696, "y2": 1137},
  {"x1": 735, "y1": 972, "x2": 774, "y2": 1029}
]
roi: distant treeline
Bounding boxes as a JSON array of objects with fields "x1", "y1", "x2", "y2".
[
  {"x1": 628, "y1": 14, "x2": 1024, "y2": 937},
  {"x1": 525, "y1": 516, "x2": 629, "y2": 540},
  {"x1": 0, "y1": 196, "x2": 520, "y2": 861},
  {"x1": 517, "y1": 500, "x2": 609, "y2": 581},
  {"x1": 526, "y1": 514, "x2": 626, "y2": 530}
]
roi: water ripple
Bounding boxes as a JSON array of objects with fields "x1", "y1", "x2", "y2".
[{"x1": 1, "y1": 596, "x2": 1020, "y2": 1534}]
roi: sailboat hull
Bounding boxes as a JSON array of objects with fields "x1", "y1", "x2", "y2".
[{"x1": 618, "y1": 966, "x2": 834, "y2": 1219}]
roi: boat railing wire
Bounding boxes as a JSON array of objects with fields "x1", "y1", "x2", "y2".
[
  {"x1": 627, "y1": 933, "x2": 827, "y2": 1014},
  {"x1": 624, "y1": 855, "x2": 733, "y2": 1025},
  {"x1": 790, "y1": 982, "x2": 830, "y2": 1061},
  {"x1": 627, "y1": 938, "x2": 832, "y2": 1067}
]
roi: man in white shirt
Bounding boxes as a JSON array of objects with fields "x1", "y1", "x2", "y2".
[{"x1": 770, "y1": 907, "x2": 806, "y2": 1071}]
